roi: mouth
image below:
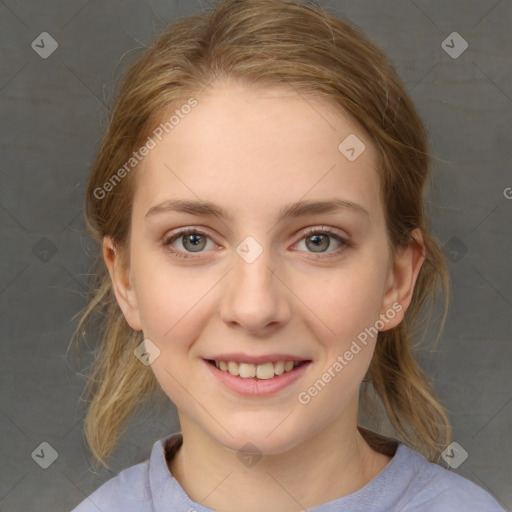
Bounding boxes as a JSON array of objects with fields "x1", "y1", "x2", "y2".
[
  {"x1": 205, "y1": 358, "x2": 311, "y2": 380},
  {"x1": 203, "y1": 357, "x2": 312, "y2": 396}
]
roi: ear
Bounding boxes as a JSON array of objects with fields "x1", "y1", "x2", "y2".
[
  {"x1": 379, "y1": 228, "x2": 426, "y2": 330},
  {"x1": 102, "y1": 237, "x2": 143, "y2": 331}
]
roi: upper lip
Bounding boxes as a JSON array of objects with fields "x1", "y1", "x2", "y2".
[{"x1": 204, "y1": 353, "x2": 311, "y2": 364}]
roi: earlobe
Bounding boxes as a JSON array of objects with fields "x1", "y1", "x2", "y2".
[
  {"x1": 380, "y1": 229, "x2": 426, "y2": 331},
  {"x1": 102, "y1": 237, "x2": 143, "y2": 331}
]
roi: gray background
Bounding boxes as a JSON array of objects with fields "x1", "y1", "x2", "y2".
[{"x1": 0, "y1": 0, "x2": 510, "y2": 510}]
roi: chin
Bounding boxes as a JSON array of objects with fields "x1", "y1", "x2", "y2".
[{"x1": 210, "y1": 421, "x2": 308, "y2": 457}]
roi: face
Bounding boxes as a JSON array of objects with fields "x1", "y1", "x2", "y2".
[{"x1": 106, "y1": 81, "x2": 420, "y2": 455}]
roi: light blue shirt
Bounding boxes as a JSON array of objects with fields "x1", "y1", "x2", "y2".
[{"x1": 70, "y1": 432, "x2": 507, "y2": 511}]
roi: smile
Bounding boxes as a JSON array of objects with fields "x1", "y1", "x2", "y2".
[
  {"x1": 208, "y1": 359, "x2": 304, "y2": 379},
  {"x1": 204, "y1": 358, "x2": 312, "y2": 396}
]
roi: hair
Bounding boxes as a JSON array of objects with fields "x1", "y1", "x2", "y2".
[{"x1": 69, "y1": 0, "x2": 452, "y2": 469}]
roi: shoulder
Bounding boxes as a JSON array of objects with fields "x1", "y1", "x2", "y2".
[
  {"x1": 69, "y1": 459, "x2": 151, "y2": 512},
  {"x1": 68, "y1": 432, "x2": 185, "y2": 512},
  {"x1": 396, "y1": 445, "x2": 507, "y2": 511}
]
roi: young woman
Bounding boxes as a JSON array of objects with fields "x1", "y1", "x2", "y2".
[{"x1": 69, "y1": 1, "x2": 506, "y2": 510}]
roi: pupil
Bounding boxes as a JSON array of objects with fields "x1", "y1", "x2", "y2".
[
  {"x1": 307, "y1": 234, "x2": 329, "y2": 252},
  {"x1": 184, "y1": 234, "x2": 205, "y2": 252}
]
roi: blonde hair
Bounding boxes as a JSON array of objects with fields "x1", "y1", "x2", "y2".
[{"x1": 69, "y1": 0, "x2": 451, "y2": 469}]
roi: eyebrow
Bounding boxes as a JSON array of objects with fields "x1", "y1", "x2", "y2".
[{"x1": 145, "y1": 198, "x2": 369, "y2": 223}]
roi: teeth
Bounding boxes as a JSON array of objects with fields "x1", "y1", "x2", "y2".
[
  {"x1": 227, "y1": 361, "x2": 239, "y2": 376},
  {"x1": 274, "y1": 361, "x2": 285, "y2": 375},
  {"x1": 256, "y1": 362, "x2": 274, "y2": 380},
  {"x1": 239, "y1": 363, "x2": 256, "y2": 378},
  {"x1": 213, "y1": 359, "x2": 302, "y2": 379}
]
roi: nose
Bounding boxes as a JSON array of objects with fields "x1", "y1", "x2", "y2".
[{"x1": 219, "y1": 241, "x2": 291, "y2": 337}]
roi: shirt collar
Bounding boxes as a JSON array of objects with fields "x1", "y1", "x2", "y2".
[{"x1": 147, "y1": 431, "x2": 407, "y2": 511}]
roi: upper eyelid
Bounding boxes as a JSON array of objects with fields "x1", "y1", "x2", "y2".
[{"x1": 301, "y1": 225, "x2": 347, "y2": 237}]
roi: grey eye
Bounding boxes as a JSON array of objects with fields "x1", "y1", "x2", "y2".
[{"x1": 305, "y1": 233, "x2": 331, "y2": 252}]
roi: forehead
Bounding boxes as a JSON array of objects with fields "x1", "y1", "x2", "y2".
[{"x1": 133, "y1": 82, "x2": 382, "y2": 221}]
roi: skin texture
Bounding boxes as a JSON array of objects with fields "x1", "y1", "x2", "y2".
[{"x1": 103, "y1": 81, "x2": 425, "y2": 512}]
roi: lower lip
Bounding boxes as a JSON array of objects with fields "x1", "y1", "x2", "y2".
[{"x1": 203, "y1": 359, "x2": 312, "y2": 397}]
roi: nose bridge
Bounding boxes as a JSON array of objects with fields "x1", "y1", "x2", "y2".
[
  {"x1": 232, "y1": 234, "x2": 277, "y2": 300},
  {"x1": 220, "y1": 234, "x2": 289, "y2": 333}
]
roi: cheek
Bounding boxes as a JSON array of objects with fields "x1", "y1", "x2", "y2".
[
  {"x1": 291, "y1": 267, "x2": 386, "y2": 414},
  {"x1": 132, "y1": 261, "x2": 216, "y2": 406},
  {"x1": 131, "y1": 251, "x2": 216, "y2": 342},
  {"x1": 290, "y1": 261, "x2": 388, "y2": 348}
]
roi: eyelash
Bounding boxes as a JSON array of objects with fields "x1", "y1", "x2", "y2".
[{"x1": 161, "y1": 226, "x2": 351, "y2": 260}]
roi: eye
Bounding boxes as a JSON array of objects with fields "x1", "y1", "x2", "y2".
[
  {"x1": 295, "y1": 227, "x2": 350, "y2": 258},
  {"x1": 162, "y1": 226, "x2": 351, "y2": 260},
  {"x1": 162, "y1": 227, "x2": 216, "y2": 258}
]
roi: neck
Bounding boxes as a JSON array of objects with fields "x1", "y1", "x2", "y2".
[{"x1": 167, "y1": 405, "x2": 394, "y2": 512}]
